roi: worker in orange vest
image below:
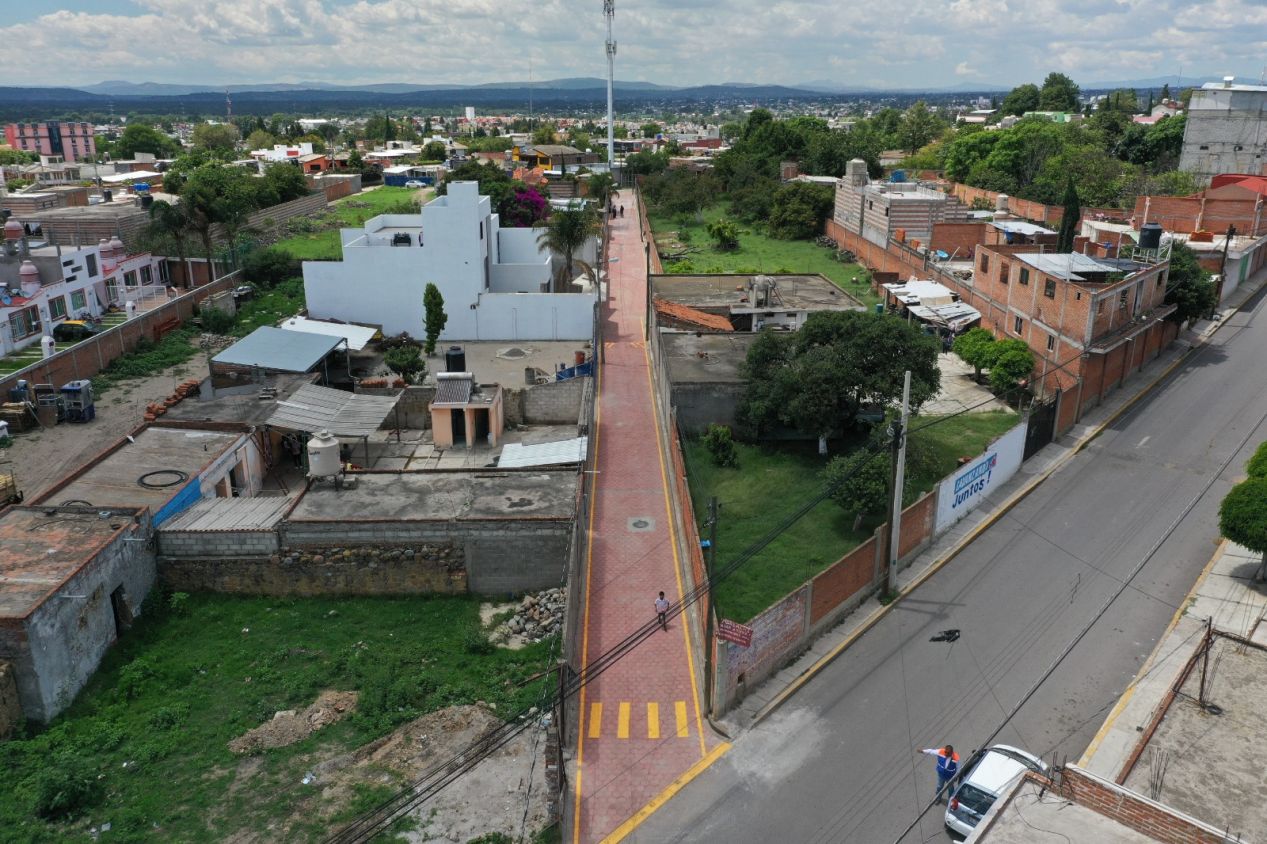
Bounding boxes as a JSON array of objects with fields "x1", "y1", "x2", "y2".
[{"x1": 919, "y1": 745, "x2": 960, "y2": 803}]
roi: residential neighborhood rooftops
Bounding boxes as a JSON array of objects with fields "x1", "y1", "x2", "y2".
[
  {"x1": 660, "y1": 332, "x2": 759, "y2": 384},
  {"x1": 988, "y1": 221, "x2": 1056, "y2": 237},
  {"x1": 162, "y1": 374, "x2": 313, "y2": 426},
  {"x1": 1013, "y1": 252, "x2": 1124, "y2": 281},
  {"x1": 279, "y1": 316, "x2": 378, "y2": 351},
  {"x1": 525, "y1": 144, "x2": 583, "y2": 156},
  {"x1": 0, "y1": 506, "x2": 144, "y2": 620},
  {"x1": 651, "y1": 274, "x2": 863, "y2": 312},
  {"x1": 212, "y1": 326, "x2": 344, "y2": 373},
  {"x1": 653, "y1": 299, "x2": 735, "y2": 332},
  {"x1": 265, "y1": 383, "x2": 399, "y2": 438}
]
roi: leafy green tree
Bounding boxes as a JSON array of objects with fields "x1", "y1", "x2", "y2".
[
  {"x1": 535, "y1": 203, "x2": 601, "y2": 292},
  {"x1": 1165, "y1": 242, "x2": 1217, "y2": 325},
  {"x1": 624, "y1": 149, "x2": 669, "y2": 176},
  {"x1": 261, "y1": 162, "x2": 310, "y2": 204},
  {"x1": 952, "y1": 326, "x2": 997, "y2": 382},
  {"x1": 1245, "y1": 441, "x2": 1267, "y2": 479},
  {"x1": 384, "y1": 345, "x2": 426, "y2": 384},
  {"x1": 114, "y1": 123, "x2": 182, "y2": 159},
  {"x1": 144, "y1": 199, "x2": 193, "y2": 283},
  {"x1": 423, "y1": 283, "x2": 448, "y2": 356},
  {"x1": 641, "y1": 122, "x2": 662, "y2": 138},
  {"x1": 824, "y1": 449, "x2": 890, "y2": 525},
  {"x1": 702, "y1": 424, "x2": 738, "y2": 467},
  {"x1": 586, "y1": 171, "x2": 616, "y2": 209},
  {"x1": 1160, "y1": 83, "x2": 1171, "y2": 100},
  {"x1": 1220, "y1": 477, "x2": 1267, "y2": 580},
  {"x1": 32, "y1": 752, "x2": 101, "y2": 820},
  {"x1": 767, "y1": 181, "x2": 834, "y2": 239},
  {"x1": 897, "y1": 101, "x2": 943, "y2": 154},
  {"x1": 191, "y1": 122, "x2": 240, "y2": 154},
  {"x1": 1056, "y1": 177, "x2": 1081, "y2": 252},
  {"x1": 706, "y1": 217, "x2": 740, "y2": 251},
  {"x1": 1039, "y1": 72, "x2": 1080, "y2": 111},
  {"x1": 243, "y1": 247, "x2": 299, "y2": 288},
  {"x1": 245, "y1": 129, "x2": 276, "y2": 151},
  {"x1": 0, "y1": 149, "x2": 39, "y2": 165},
  {"x1": 179, "y1": 164, "x2": 258, "y2": 269},
  {"x1": 421, "y1": 141, "x2": 448, "y2": 162},
  {"x1": 1001, "y1": 83, "x2": 1040, "y2": 116},
  {"x1": 532, "y1": 123, "x2": 559, "y2": 145},
  {"x1": 987, "y1": 339, "x2": 1035, "y2": 393}
]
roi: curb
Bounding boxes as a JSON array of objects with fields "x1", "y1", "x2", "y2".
[{"x1": 750, "y1": 324, "x2": 1218, "y2": 727}]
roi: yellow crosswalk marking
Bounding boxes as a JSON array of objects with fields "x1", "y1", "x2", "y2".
[
  {"x1": 647, "y1": 702, "x2": 660, "y2": 739},
  {"x1": 617, "y1": 702, "x2": 630, "y2": 739},
  {"x1": 675, "y1": 701, "x2": 689, "y2": 738},
  {"x1": 589, "y1": 702, "x2": 602, "y2": 739}
]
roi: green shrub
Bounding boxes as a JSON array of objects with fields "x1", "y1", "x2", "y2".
[
  {"x1": 702, "y1": 424, "x2": 738, "y2": 467},
  {"x1": 31, "y1": 752, "x2": 101, "y2": 820},
  {"x1": 199, "y1": 306, "x2": 236, "y2": 334},
  {"x1": 167, "y1": 591, "x2": 190, "y2": 616},
  {"x1": 464, "y1": 628, "x2": 494, "y2": 656},
  {"x1": 146, "y1": 702, "x2": 190, "y2": 731},
  {"x1": 243, "y1": 246, "x2": 300, "y2": 288},
  {"x1": 1246, "y1": 441, "x2": 1267, "y2": 479},
  {"x1": 116, "y1": 657, "x2": 157, "y2": 700}
]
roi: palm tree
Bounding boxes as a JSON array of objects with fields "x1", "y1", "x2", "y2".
[
  {"x1": 587, "y1": 172, "x2": 616, "y2": 210},
  {"x1": 147, "y1": 200, "x2": 193, "y2": 287},
  {"x1": 536, "y1": 202, "x2": 602, "y2": 293}
]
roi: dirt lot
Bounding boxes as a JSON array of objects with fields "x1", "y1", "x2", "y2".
[{"x1": 1, "y1": 344, "x2": 212, "y2": 501}]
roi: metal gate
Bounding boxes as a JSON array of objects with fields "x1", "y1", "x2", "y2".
[{"x1": 1025, "y1": 395, "x2": 1058, "y2": 459}]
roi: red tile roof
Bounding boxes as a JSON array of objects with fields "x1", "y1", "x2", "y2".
[{"x1": 653, "y1": 298, "x2": 733, "y2": 332}]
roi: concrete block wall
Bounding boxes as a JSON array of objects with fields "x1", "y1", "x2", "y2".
[
  {"x1": 362, "y1": 385, "x2": 434, "y2": 430},
  {"x1": 157, "y1": 529, "x2": 280, "y2": 558},
  {"x1": 0, "y1": 661, "x2": 21, "y2": 738},
  {"x1": 523, "y1": 377, "x2": 587, "y2": 425},
  {"x1": 671, "y1": 382, "x2": 744, "y2": 434}
]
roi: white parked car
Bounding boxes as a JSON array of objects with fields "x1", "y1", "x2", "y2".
[
  {"x1": 945, "y1": 744, "x2": 1047, "y2": 837},
  {"x1": 404, "y1": 180, "x2": 425, "y2": 188}
]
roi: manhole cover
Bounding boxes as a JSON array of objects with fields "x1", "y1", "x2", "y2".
[{"x1": 627, "y1": 517, "x2": 655, "y2": 532}]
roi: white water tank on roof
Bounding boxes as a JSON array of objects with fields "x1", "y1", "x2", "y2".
[
  {"x1": 108, "y1": 236, "x2": 125, "y2": 257},
  {"x1": 41, "y1": 335, "x2": 55, "y2": 359},
  {"x1": 125, "y1": 300, "x2": 137, "y2": 320},
  {"x1": 307, "y1": 430, "x2": 341, "y2": 477},
  {"x1": 19, "y1": 261, "x2": 39, "y2": 296},
  {"x1": 995, "y1": 193, "x2": 1009, "y2": 213}
]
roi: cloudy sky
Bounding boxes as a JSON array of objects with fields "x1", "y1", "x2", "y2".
[{"x1": 5, "y1": 0, "x2": 1266, "y2": 89}]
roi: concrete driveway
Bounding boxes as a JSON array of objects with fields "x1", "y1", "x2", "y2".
[{"x1": 923, "y1": 352, "x2": 1013, "y2": 415}]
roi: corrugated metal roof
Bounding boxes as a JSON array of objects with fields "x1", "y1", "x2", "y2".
[
  {"x1": 280, "y1": 317, "x2": 378, "y2": 351},
  {"x1": 433, "y1": 376, "x2": 473, "y2": 405},
  {"x1": 212, "y1": 326, "x2": 343, "y2": 373},
  {"x1": 158, "y1": 496, "x2": 291, "y2": 532},
  {"x1": 989, "y1": 221, "x2": 1056, "y2": 236},
  {"x1": 1014, "y1": 253, "x2": 1118, "y2": 281},
  {"x1": 265, "y1": 383, "x2": 399, "y2": 437},
  {"x1": 499, "y1": 437, "x2": 588, "y2": 468}
]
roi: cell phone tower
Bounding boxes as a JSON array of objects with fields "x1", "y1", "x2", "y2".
[{"x1": 604, "y1": 0, "x2": 616, "y2": 169}]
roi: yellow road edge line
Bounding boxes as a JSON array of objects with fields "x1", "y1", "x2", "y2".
[
  {"x1": 643, "y1": 278, "x2": 709, "y2": 759},
  {"x1": 750, "y1": 339, "x2": 1203, "y2": 727},
  {"x1": 571, "y1": 289, "x2": 607, "y2": 844},
  {"x1": 647, "y1": 702, "x2": 660, "y2": 739},
  {"x1": 599, "y1": 742, "x2": 732, "y2": 844},
  {"x1": 617, "y1": 702, "x2": 631, "y2": 739},
  {"x1": 588, "y1": 702, "x2": 603, "y2": 740},
  {"x1": 1078, "y1": 538, "x2": 1228, "y2": 767},
  {"x1": 675, "y1": 701, "x2": 688, "y2": 738}
]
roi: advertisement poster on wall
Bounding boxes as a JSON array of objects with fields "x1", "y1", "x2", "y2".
[{"x1": 934, "y1": 423, "x2": 1026, "y2": 534}]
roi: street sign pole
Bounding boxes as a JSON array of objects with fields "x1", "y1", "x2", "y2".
[
  {"x1": 887, "y1": 370, "x2": 912, "y2": 595},
  {"x1": 703, "y1": 496, "x2": 718, "y2": 716}
]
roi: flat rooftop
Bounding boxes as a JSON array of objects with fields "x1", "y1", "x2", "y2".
[
  {"x1": 976, "y1": 778, "x2": 1157, "y2": 842},
  {"x1": 660, "y1": 332, "x2": 758, "y2": 384},
  {"x1": 163, "y1": 374, "x2": 313, "y2": 426},
  {"x1": 288, "y1": 470, "x2": 578, "y2": 522},
  {"x1": 0, "y1": 506, "x2": 142, "y2": 619},
  {"x1": 651, "y1": 274, "x2": 863, "y2": 311},
  {"x1": 1121, "y1": 635, "x2": 1267, "y2": 839},
  {"x1": 35, "y1": 426, "x2": 241, "y2": 512},
  {"x1": 440, "y1": 341, "x2": 593, "y2": 386}
]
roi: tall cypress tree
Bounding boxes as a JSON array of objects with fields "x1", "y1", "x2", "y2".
[{"x1": 1056, "y1": 177, "x2": 1081, "y2": 253}]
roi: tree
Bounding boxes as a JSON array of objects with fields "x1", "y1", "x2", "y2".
[
  {"x1": 586, "y1": 172, "x2": 616, "y2": 209},
  {"x1": 767, "y1": 181, "x2": 835, "y2": 240},
  {"x1": 1056, "y1": 177, "x2": 1081, "y2": 252},
  {"x1": 1220, "y1": 477, "x2": 1267, "y2": 580},
  {"x1": 897, "y1": 101, "x2": 943, "y2": 154},
  {"x1": 738, "y1": 311, "x2": 941, "y2": 454},
  {"x1": 423, "y1": 283, "x2": 448, "y2": 356},
  {"x1": 179, "y1": 164, "x2": 258, "y2": 271},
  {"x1": 384, "y1": 345, "x2": 426, "y2": 384},
  {"x1": 145, "y1": 200, "x2": 193, "y2": 285},
  {"x1": 191, "y1": 122, "x2": 240, "y2": 154},
  {"x1": 535, "y1": 203, "x2": 601, "y2": 292},
  {"x1": 245, "y1": 129, "x2": 276, "y2": 151},
  {"x1": 1001, "y1": 84, "x2": 1041, "y2": 116},
  {"x1": 1160, "y1": 83, "x2": 1171, "y2": 101},
  {"x1": 243, "y1": 247, "x2": 299, "y2": 288},
  {"x1": 1165, "y1": 242, "x2": 1217, "y2": 325},
  {"x1": 952, "y1": 327, "x2": 997, "y2": 382},
  {"x1": 641, "y1": 122, "x2": 662, "y2": 138},
  {"x1": 706, "y1": 217, "x2": 740, "y2": 251},
  {"x1": 114, "y1": 123, "x2": 181, "y2": 159},
  {"x1": 702, "y1": 424, "x2": 738, "y2": 467},
  {"x1": 346, "y1": 150, "x2": 365, "y2": 172},
  {"x1": 421, "y1": 141, "x2": 448, "y2": 162},
  {"x1": 1039, "y1": 72, "x2": 1080, "y2": 111},
  {"x1": 261, "y1": 162, "x2": 310, "y2": 204},
  {"x1": 532, "y1": 123, "x2": 559, "y2": 145},
  {"x1": 987, "y1": 339, "x2": 1035, "y2": 394},
  {"x1": 498, "y1": 187, "x2": 549, "y2": 228},
  {"x1": 824, "y1": 449, "x2": 891, "y2": 527},
  {"x1": 1246, "y1": 440, "x2": 1267, "y2": 479},
  {"x1": 624, "y1": 149, "x2": 669, "y2": 176}
]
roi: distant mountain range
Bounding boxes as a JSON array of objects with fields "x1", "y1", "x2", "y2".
[{"x1": 76, "y1": 77, "x2": 682, "y2": 97}]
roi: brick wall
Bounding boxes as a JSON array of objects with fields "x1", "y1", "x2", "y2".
[
  {"x1": 0, "y1": 661, "x2": 21, "y2": 739},
  {"x1": 159, "y1": 542, "x2": 466, "y2": 596},
  {"x1": 523, "y1": 377, "x2": 587, "y2": 424},
  {"x1": 1055, "y1": 767, "x2": 1230, "y2": 844},
  {"x1": 929, "y1": 222, "x2": 987, "y2": 258},
  {"x1": 809, "y1": 537, "x2": 878, "y2": 628},
  {"x1": 157, "y1": 528, "x2": 279, "y2": 558},
  {"x1": 209, "y1": 192, "x2": 328, "y2": 243},
  {"x1": 0, "y1": 272, "x2": 239, "y2": 404},
  {"x1": 897, "y1": 491, "x2": 936, "y2": 559},
  {"x1": 1135, "y1": 194, "x2": 1265, "y2": 236}
]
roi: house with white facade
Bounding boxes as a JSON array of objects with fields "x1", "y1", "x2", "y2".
[
  {"x1": 1, "y1": 219, "x2": 168, "y2": 356},
  {"x1": 303, "y1": 181, "x2": 598, "y2": 341}
]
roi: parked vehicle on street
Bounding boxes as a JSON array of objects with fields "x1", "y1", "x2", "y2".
[
  {"x1": 52, "y1": 320, "x2": 102, "y2": 342},
  {"x1": 945, "y1": 745, "x2": 1047, "y2": 836},
  {"x1": 404, "y1": 180, "x2": 425, "y2": 188}
]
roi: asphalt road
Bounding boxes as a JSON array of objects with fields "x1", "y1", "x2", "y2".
[{"x1": 629, "y1": 289, "x2": 1267, "y2": 844}]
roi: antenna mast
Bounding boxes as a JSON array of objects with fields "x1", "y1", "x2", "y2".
[{"x1": 605, "y1": 0, "x2": 616, "y2": 169}]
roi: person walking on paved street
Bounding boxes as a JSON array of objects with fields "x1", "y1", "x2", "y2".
[
  {"x1": 655, "y1": 591, "x2": 670, "y2": 631},
  {"x1": 919, "y1": 745, "x2": 960, "y2": 802}
]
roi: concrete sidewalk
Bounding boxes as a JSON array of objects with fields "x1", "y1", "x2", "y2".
[{"x1": 726, "y1": 264, "x2": 1267, "y2": 732}]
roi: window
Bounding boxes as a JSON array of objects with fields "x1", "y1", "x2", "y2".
[
  {"x1": 85, "y1": 253, "x2": 97, "y2": 278},
  {"x1": 1000, "y1": 263, "x2": 1010, "y2": 284},
  {"x1": 1019, "y1": 268, "x2": 1029, "y2": 286},
  {"x1": 1119, "y1": 290, "x2": 1129, "y2": 309},
  {"x1": 1047, "y1": 334, "x2": 1056, "y2": 352},
  {"x1": 1013, "y1": 315, "x2": 1023, "y2": 334},
  {"x1": 8, "y1": 306, "x2": 41, "y2": 339},
  {"x1": 158, "y1": 261, "x2": 170, "y2": 284},
  {"x1": 479, "y1": 222, "x2": 483, "y2": 240},
  {"x1": 124, "y1": 270, "x2": 137, "y2": 287},
  {"x1": 140, "y1": 266, "x2": 152, "y2": 285},
  {"x1": 979, "y1": 253, "x2": 990, "y2": 273},
  {"x1": 1097, "y1": 299, "x2": 1105, "y2": 314},
  {"x1": 48, "y1": 296, "x2": 66, "y2": 319},
  {"x1": 1199, "y1": 145, "x2": 1209, "y2": 151},
  {"x1": 1044, "y1": 279, "x2": 1056, "y2": 298},
  {"x1": 1076, "y1": 291, "x2": 1082, "y2": 300},
  {"x1": 70, "y1": 290, "x2": 86, "y2": 312}
]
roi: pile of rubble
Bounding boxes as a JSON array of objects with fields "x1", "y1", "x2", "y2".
[{"x1": 491, "y1": 588, "x2": 565, "y2": 646}]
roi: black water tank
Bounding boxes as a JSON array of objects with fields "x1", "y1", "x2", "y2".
[
  {"x1": 1139, "y1": 222, "x2": 1163, "y2": 250},
  {"x1": 445, "y1": 345, "x2": 466, "y2": 373},
  {"x1": 140, "y1": 194, "x2": 154, "y2": 209},
  {"x1": 102, "y1": 189, "x2": 113, "y2": 203}
]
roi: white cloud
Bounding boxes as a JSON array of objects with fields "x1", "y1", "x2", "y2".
[{"x1": 0, "y1": 0, "x2": 1264, "y2": 88}]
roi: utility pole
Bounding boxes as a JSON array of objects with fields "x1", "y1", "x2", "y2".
[
  {"x1": 1216, "y1": 224, "x2": 1236, "y2": 306},
  {"x1": 703, "y1": 496, "x2": 719, "y2": 716},
  {"x1": 604, "y1": 0, "x2": 616, "y2": 170},
  {"x1": 886, "y1": 371, "x2": 912, "y2": 595}
]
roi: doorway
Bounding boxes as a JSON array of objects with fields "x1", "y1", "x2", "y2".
[
  {"x1": 109, "y1": 586, "x2": 132, "y2": 637},
  {"x1": 451, "y1": 408, "x2": 467, "y2": 444}
]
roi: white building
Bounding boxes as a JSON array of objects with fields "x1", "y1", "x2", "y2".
[
  {"x1": 303, "y1": 181, "x2": 597, "y2": 341},
  {"x1": 249, "y1": 142, "x2": 314, "y2": 164}
]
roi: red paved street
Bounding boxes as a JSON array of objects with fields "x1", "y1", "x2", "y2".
[{"x1": 572, "y1": 191, "x2": 719, "y2": 843}]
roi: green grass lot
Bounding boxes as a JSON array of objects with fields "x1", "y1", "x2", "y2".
[
  {"x1": 685, "y1": 411, "x2": 1019, "y2": 622},
  {"x1": 274, "y1": 187, "x2": 431, "y2": 261},
  {"x1": 0, "y1": 592, "x2": 553, "y2": 843},
  {"x1": 648, "y1": 205, "x2": 878, "y2": 306}
]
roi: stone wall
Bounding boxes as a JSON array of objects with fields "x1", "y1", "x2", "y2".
[
  {"x1": 160, "y1": 542, "x2": 466, "y2": 596},
  {"x1": 523, "y1": 377, "x2": 587, "y2": 424},
  {"x1": 0, "y1": 661, "x2": 21, "y2": 739},
  {"x1": 157, "y1": 528, "x2": 279, "y2": 558}
]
